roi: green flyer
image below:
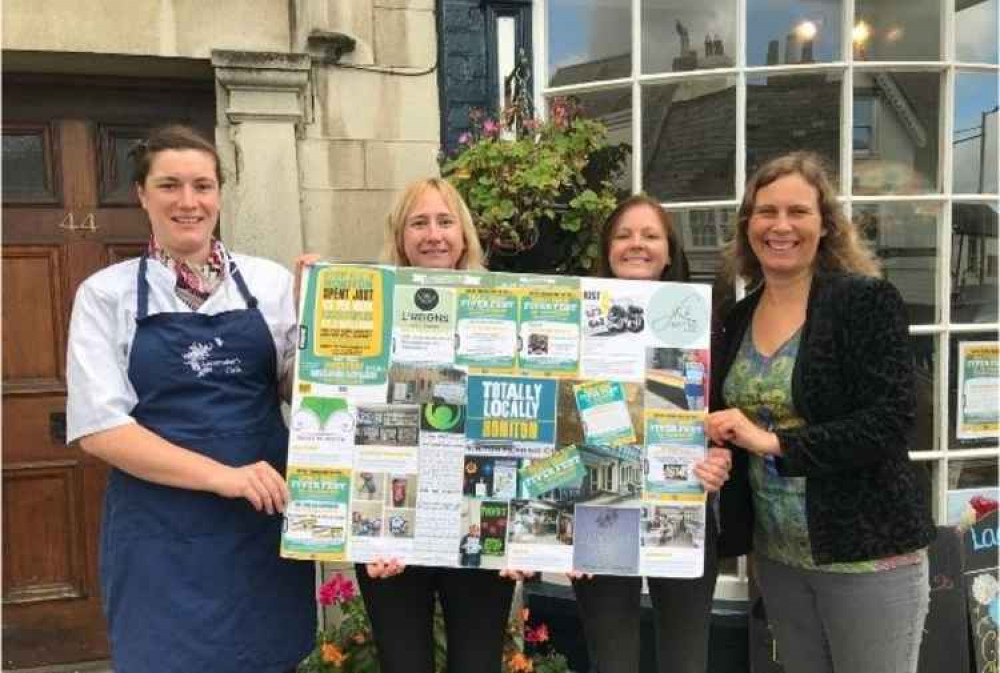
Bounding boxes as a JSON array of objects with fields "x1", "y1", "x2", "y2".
[
  {"x1": 297, "y1": 265, "x2": 394, "y2": 386},
  {"x1": 518, "y1": 288, "x2": 581, "y2": 376},
  {"x1": 455, "y1": 287, "x2": 518, "y2": 370},
  {"x1": 281, "y1": 467, "x2": 352, "y2": 560}
]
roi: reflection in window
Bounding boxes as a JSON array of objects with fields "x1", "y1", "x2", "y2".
[
  {"x1": 641, "y1": 0, "x2": 736, "y2": 74},
  {"x1": 853, "y1": 72, "x2": 940, "y2": 195},
  {"x1": 548, "y1": 0, "x2": 630, "y2": 87},
  {"x1": 854, "y1": 0, "x2": 940, "y2": 61},
  {"x1": 951, "y1": 203, "x2": 999, "y2": 324},
  {"x1": 953, "y1": 72, "x2": 999, "y2": 194},
  {"x1": 956, "y1": 0, "x2": 999, "y2": 64},
  {"x1": 853, "y1": 94, "x2": 876, "y2": 154},
  {"x1": 948, "y1": 458, "x2": 999, "y2": 490},
  {"x1": 746, "y1": 0, "x2": 841, "y2": 66},
  {"x1": 553, "y1": 89, "x2": 634, "y2": 191},
  {"x1": 746, "y1": 73, "x2": 841, "y2": 184},
  {"x1": 2, "y1": 131, "x2": 51, "y2": 200},
  {"x1": 669, "y1": 208, "x2": 736, "y2": 282},
  {"x1": 948, "y1": 331, "x2": 1000, "y2": 450},
  {"x1": 853, "y1": 202, "x2": 941, "y2": 325},
  {"x1": 909, "y1": 334, "x2": 937, "y2": 452},
  {"x1": 642, "y1": 78, "x2": 736, "y2": 201}
]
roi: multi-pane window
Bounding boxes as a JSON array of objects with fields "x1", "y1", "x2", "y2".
[{"x1": 537, "y1": 0, "x2": 999, "y2": 595}]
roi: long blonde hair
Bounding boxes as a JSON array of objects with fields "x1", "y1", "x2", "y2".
[
  {"x1": 379, "y1": 178, "x2": 485, "y2": 270},
  {"x1": 725, "y1": 152, "x2": 880, "y2": 281}
]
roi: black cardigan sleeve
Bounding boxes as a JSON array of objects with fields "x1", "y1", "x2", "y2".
[{"x1": 775, "y1": 276, "x2": 916, "y2": 477}]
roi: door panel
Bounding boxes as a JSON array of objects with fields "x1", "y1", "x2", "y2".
[
  {"x1": 2, "y1": 246, "x2": 67, "y2": 389},
  {"x1": 1, "y1": 74, "x2": 214, "y2": 669}
]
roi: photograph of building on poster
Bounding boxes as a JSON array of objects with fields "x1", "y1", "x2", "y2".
[{"x1": 642, "y1": 504, "x2": 706, "y2": 550}]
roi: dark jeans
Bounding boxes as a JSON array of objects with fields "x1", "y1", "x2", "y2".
[
  {"x1": 572, "y1": 516, "x2": 719, "y2": 673},
  {"x1": 356, "y1": 564, "x2": 515, "y2": 673}
]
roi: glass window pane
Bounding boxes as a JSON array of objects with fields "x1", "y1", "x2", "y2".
[
  {"x1": 746, "y1": 0, "x2": 842, "y2": 66},
  {"x1": 853, "y1": 0, "x2": 941, "y2": 61},
  {"x1": 641, "y1": 0, "x2": 737, "y2": 74},
  {"x1": 951, "y1": 203, "x2": 999, "y2": 323},
  {"x1": 953, "y1": 72, "x2": 999, "y2": 195},
  {"x1": 948, "y1": 331, "x2": 999, "y2": 450},
  {"x1": 2, "y1": 131, "x2": 51, "y2": 200},
  {"x1": 852, "y1": 71, "x2": 941, "y2": 195},
  {"x1": 548, "y1": 0, "x2": 631, "y2": 87},
  {"x1": 746, "y1": 72, "x2": 841, "y2": 184},
  {"x1": 668, "y1": 207, "x2": 737, "y2": 282},
  {"x1": 956, "y1": 0, "x2": 999, "y2": 64},
  {"x1": 854, "y1": 202, "x2": 942, "y2": 325},
  {"x1": 946, "y1": 459, "x2": 998, "y2": 526},
  {"x1": 909, "y1": 334, "x2": 938, "y2": 453},
  {"x1": 558, "y1": 88, "x2": 634, "y2": 191},
  {"x1": 99, "y1": 129, "x2": 145, "y2": 205},
  {"x1": 642, "y1": 78, "x2": 736, "y2": 201}
]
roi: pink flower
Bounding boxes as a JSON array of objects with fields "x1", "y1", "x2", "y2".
[
  {"x1": 317, "y1": 572, "x2": 357, "y2": 606},
  {"x1": 458, "y1": 132, "x2": 472, "y2": 145},
  {"x1": 525, "y1": 623, "x2": 550, "y2": 644},
  {"x1": 483, "y1": 119, "x2": 501, "y2": 137}
]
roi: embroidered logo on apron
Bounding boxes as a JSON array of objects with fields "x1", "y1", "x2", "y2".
[{"x1": 182, "y1": 337, "x2": 244, "y2": 377}]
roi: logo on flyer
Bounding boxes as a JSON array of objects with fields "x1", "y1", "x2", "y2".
[{"x1": 648, "y1": 286, "x2": 709, "y2": 347}]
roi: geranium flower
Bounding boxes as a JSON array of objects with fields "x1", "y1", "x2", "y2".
[
  {"x1": 321, "y1": 643, "x2": 349, "y2": 667},
  {"x1": 317, "y1": 572, "x2": 357, "y2": 606},
  {"x1": 970, "y1": 495, "x2": 998, "y2": 521},
  {"x1": 483, "y1": 119, "x2": 501, "y2": 137},
  {"x1": 509, "y1": 652, "x2": 534, "y2": 672},
  {"x1": 525, "y1": 623, "x2": 550, "y2": 644}
]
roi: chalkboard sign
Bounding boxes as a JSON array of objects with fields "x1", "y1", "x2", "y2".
[
  {"x1": 964, "y1": 511, "x2": 999, "y2": 673},
  {"x1": 918, "y1": 526, "x2": 969, "y2": 673}
]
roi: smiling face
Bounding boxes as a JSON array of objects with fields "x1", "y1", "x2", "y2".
[
  {"x1": 747, "y1": 173, "x2": 826, "y2": 281},
  {"x1": 608, "y1": 203, "x2": 671, "y2": 280},
  {"x1": 137, "y1": 149, "x2": 220, "y2": 263},
  {"x1": 401, "y1": 186, "x2": 467, "y2": 269}
]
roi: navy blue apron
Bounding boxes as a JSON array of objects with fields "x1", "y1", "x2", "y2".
[{"x1": 100, "y1": 256, "x2": 315, "y2": 672}]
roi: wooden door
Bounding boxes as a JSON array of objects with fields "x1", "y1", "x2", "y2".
[{"x1": 2, "y1": 75, "x2": 214, "y2": 669}]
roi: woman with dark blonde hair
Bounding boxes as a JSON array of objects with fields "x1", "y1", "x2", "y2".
[{"x1": 708, "y1": 152, "x2": 935, "y2": 673}]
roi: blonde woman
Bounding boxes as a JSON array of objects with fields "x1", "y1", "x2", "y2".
[{"x1": 298, "y1": 178, "x2": 521, "y2": 673}]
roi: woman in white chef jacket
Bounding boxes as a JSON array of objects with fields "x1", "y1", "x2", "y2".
[{"x1": 65, "y1": 125, "x2": 314, "y2": 673}]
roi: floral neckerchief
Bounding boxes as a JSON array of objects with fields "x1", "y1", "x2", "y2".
[{"x1": 147, "y1": 236, "x2": 227, "y2": 310}]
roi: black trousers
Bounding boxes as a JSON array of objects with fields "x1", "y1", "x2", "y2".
[
  {"x1": 356, "y1": 564, "x2": 515, "y2": 673},
  {"x1": 572, "y1": 516, "x2": 719, "y2": 673}
]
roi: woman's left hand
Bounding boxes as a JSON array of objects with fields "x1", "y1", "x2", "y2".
[
  {"x1": 500, "y1": 569, "x2": 536, "y2": 581},
  {"x1": 706, "y1": 409, "x2": 781, "y2": 456},
  {"x1": 692, "y1": 446, "x2": 732, "y2": 492}
]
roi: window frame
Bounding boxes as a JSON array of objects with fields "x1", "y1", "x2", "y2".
[{"x1": 534, "y1": 0, "x2": 1000, "y2": 600}]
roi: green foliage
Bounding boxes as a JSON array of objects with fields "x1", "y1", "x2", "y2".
[{"x1": 442, "y1": 98, "x2": 630, "y2": 273}]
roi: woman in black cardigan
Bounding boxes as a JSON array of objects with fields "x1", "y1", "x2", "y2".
[{"x1": 706, "y1": 152, "x2": 935, "y2": 673}]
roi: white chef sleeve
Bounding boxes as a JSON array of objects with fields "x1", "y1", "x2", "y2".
[{"x1": 66, "y1": 280, "x2": 137, "y2": 444}]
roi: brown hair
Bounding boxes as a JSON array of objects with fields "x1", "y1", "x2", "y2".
[
  {"x1": 379, "y1": 178, "x2": 485, "y2": 270},
  {"x1": 596, "y1": 194, "x2": 689, "y2": 282},
  {"x1": 130, "y1": 124, "x2": 222, "y2": 187},
  {"x1": 725, "y1": 151, "x2": 880, "y2": 281}
]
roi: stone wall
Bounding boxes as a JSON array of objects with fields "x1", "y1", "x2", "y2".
[{"x1": 2, "y1": 0, "x2": 444, "y2": 268}]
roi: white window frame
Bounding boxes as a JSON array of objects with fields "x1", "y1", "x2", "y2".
[{"x1": 534, "y1": 0, "x2": 1000, "y2": 601}]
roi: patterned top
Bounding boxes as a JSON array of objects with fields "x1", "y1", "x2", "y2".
[
  {"x1": 723, "y1": 326, "x2": 925, "y2": 573},
  {"x1": 148, "y1": 236, "x2": 226, "y2": 309}
]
